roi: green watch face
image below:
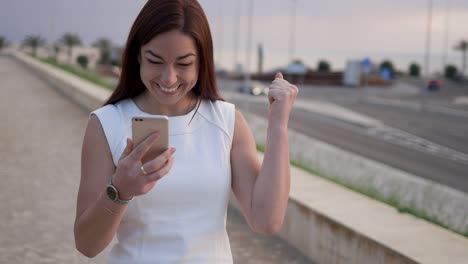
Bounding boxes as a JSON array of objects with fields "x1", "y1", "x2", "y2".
[{"x1": 106, "y1": 185, "x2": 118, "y2": 201}]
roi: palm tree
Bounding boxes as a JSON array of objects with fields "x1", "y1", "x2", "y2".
[
  {"x1": 60, "y1": 33, "x2": 82, "y2": 64},
  {"x1": 22, "y1": 35, "x2": 45, "y2": 56},
  {"x1": 0, "y1": 36, "x2": 8, "y2": 52},
  {"x1": 53, "y1": 43, "x2": 61, "y2": 61},
  {"x1": 454, "y1": 39, "x2": 468, "y2": 78},
  {"x1": 92, "y1": 37, "x2": 112, "y2": 65}
]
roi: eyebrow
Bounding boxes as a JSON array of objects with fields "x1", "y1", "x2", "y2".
[{"x1": 144, "y1": 50, "x2": 196, "y2": 60}]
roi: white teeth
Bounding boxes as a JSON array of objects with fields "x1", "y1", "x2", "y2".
[{"x1": 159, "y1": 85, "x2": 178, "y2": 93}]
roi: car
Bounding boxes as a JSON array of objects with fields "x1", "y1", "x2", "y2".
[
  {"x1": 426, "y1": 80, "x2": 441, "y2": 91},
  {"x1": 237, "y1": 81, "x2": 269, "y2": 96}
]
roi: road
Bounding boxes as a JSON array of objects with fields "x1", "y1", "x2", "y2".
[
  {"x1": 397, "y1": 77, "x2": 468, "y2": 107},
  {"x1": 0, "y1": 56, "x2": 312, "y2": 263},
  {"x1": 219, "y1": 78, "x2": 468, "y2": 194}
]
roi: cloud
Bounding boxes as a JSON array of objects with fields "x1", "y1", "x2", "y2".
[{"x1": 2, "y1": 0, "x2": 467, "y2": 72}]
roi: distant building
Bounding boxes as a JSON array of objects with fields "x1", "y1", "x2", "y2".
[
  {"x1": 286, "y1": 60, "x2": 306, "y2": 84},
  {"x1": 21, "y1": 45, "x2": 100, "y2": 69},
  {"x1": 343, "y1": 60, "x2": 362, "y2": 86}
]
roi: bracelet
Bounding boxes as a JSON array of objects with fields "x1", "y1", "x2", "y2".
[{"x1": 103, "y1": 206, "x2": 120, "y2": 216}]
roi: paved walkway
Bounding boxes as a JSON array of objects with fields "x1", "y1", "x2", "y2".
[{"x1": 0, "y1": 55, "x2": 312, "y2": 263}]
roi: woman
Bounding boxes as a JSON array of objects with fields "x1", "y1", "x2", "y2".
[{"x1": 74, "y1": 0, "x2": 298, "y2": 263}]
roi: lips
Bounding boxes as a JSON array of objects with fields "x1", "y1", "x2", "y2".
[
  {"x1": 159, "y1": 86, "x2": 177, "y2": 93},
  {"x1": 156, "y1": 83, "x2": 181, "y2": 94}
]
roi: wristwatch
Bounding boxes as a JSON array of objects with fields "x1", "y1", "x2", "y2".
[{"x1": 106, "y1": 177, "x2": 133, "y2": 204}]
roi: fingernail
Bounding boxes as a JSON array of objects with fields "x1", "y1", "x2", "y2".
[{"x1": 171, "y1": 148, "x2": 176, "y2": 154}]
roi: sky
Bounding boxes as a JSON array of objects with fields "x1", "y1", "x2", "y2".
[{"x1": 1, "y1": 0, "x2": 468, "y2": 74}]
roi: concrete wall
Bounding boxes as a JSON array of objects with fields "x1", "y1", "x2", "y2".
[
  {"x1": 14, "y1": 51, "x2": 107, "y2": 112},
  {"x1": 229, "y1": 193, "x2": 419, "y2": 264},
  {"x1": 241, "y1": 112, "x2": 468, "y2": 235}
]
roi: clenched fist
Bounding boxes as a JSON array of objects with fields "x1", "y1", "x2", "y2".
[{"x1": 267, "y1": 72, "x2": 298, "y2": 125}]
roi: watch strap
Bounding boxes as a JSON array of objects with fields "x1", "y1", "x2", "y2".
[{"x1": 107, "y1": 177, "x2": 134, "y2": 204}]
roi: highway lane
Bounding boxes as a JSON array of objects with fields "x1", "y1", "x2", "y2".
[
  {"x1": 330, "y1": 101, "x2": 468, "y2": 155},
  {"x1": 299, "y1": 80, "x2": 468, "y2": 160},
  {"x1": 401, "y1": 78, "x2": 468, "y2": 100},
  {"x1": 220, "y1": 80, "x2": 468, "y2": 193}
]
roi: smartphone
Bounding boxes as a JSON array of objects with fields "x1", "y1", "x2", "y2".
[{"x1": 132, "y1": 116, "x2": 169, "y2": 163}]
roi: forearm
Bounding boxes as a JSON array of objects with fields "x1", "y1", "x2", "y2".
[
  {"x1": 251, "y1": 121, "x2": 290, "y2": 234},
  {"x1": 74, "y1": 193, "x2": 127, "y2": 257}
]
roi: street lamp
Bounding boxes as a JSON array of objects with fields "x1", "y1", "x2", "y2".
[
  {"x1": 217, "y1": 0, "x2": 223, "y2": 69},
  {"x1": 243, "y1": 0, "x2": 254, "y2": 88},
  {"x1": 233, "y1": 0, "x2": 240, "y2": 73},
  {"x1": 421, "y1": 0, "x2": 433, "y2": 111},
  {"x1": 289, "y1": 0, "x2": 297, "y2": 64},
  {"x1": 48, "y1": 0, "x2": 57, "y2": 57},
  {"x1": 442, "y1": 0, "x2": 451, "y2": 72}
]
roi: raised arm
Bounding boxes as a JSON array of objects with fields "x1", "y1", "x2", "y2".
[{"x1": 231, "y1": 72, "x2": 298, "y2": 235}]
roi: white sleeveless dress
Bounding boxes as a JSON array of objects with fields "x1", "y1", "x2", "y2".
[{"x1": 92, "y1": 98, "x2": 235, "y2": 264}]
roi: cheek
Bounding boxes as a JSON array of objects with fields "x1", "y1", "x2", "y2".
[
  {"x1": 180, "y1": 68, "x2": 198, "y2": 85},
  {"x1": 190, "y1": 70, "x2": 199, "y2": 84},
  {"x1": 189, "y1": 67, "x2": 199, "y2": 84},
  {"x1": 140, "y1": 64, "x2": 158, "y2": 82}
]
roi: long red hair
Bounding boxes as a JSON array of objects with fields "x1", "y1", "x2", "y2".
[{"x1": 105, "y1": 0, "x2": 222, "y2": 105}]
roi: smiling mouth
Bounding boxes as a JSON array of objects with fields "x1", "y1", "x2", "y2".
[{"x1": 157, "y1": 83, "x2": 181, "y2": 93}]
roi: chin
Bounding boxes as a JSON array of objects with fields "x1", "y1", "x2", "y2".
[{"x1": 153, "y1": 95, "x2": 181, "y2": 106}]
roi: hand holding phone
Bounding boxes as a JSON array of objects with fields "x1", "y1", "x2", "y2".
[{"x1": 132, "y1": 116, "x2": 169, "y2": 163}]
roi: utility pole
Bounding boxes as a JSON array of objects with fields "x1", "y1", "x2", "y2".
[
  {"x1": 233, "y1": 0, "x2": 240, "y2": 73},
  {"x1": 258, "y1": 43, "x2": 264, "y2": 74},
  {"x1": 442, "y1": 0, "x2": 451, "y2": 73},
  {"x1": 421, "y1": 0, "x2": 433, "y2": 111},
  {"x1": 243, "y1": 0, "x2": 253, "y2": 88},
  {"x1": 217, "y1": 0, "x2": 223, "y2": 69},
  {"x1": 48, "y1": 0, "x2": 57, "y2": 58},
  {"x1": 289, "y1": 0, "x2": 297, "y2": 64}
]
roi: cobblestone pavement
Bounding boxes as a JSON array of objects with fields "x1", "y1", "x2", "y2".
[{"x1": 0, "y1": 56, "x2": 313, "y2": 264}]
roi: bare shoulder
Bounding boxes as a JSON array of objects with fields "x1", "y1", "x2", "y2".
[
  {"x1": 233, "y1": 110, "x2": 251, "y2": 145},
  {"x1": 85, "y1": 115, "x2": 103, "y2": 139},
  {"x1": 81, "y1": 115, "x2": 113, "y2": 161},
  {"x1": 82, "y1": 114, "x2": 115, "y2": 179},
  {"x1": 77, "y1": 114, "x2": 115, "y2": 217},
  {"x1": 231, "y1": 109, "x2": 260, "y2": 180}
]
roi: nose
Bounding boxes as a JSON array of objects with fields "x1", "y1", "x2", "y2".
[{"x1": 160, "y1": 65, "x2": 178, "y2": 87}]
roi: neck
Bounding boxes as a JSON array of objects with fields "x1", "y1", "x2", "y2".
[{"x1": 136, "y1": 92, "x2": 197, "y2": 116}]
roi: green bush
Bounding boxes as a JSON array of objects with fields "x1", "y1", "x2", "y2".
[
  {"x1": 37, "y1": 56, "x2": 114, "y2": 90},
  {"x1": 445, "y1": 65, "x2": 458, "y2": 79},
  {"x1": 380, "y1": 60, "x2": 395, "y2": 78},
  {"x1": 77, "y1": 55, "x2": 89, "y2": 69},
  {"x1": 317, "y1": 60, "x2": 331, "y2": 73},
  {"x1": 0, "y1": 36, "x2": 8, "y2": 52},
  {"x1": 409, "y1": 63, "x2": 420, "y2": 77}
]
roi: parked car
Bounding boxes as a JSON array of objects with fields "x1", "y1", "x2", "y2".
[
  {"x1": 238, "y1": 81, "x2": 269, "y2": 96},
  {"x1": 426, "y1": 79, "x2": 441, "y2": 91}
]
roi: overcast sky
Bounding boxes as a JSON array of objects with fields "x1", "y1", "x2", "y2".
[{"x1": 1, "y1": 0, "x2": 468, "y2": 73}]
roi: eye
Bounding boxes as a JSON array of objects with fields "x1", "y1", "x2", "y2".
[
  {"x1": 147, "y1": 59, "x2": 163, "y2": 65},
  {"x1": 178, "y1": 63, "x2": 193, "y2": 67}
]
